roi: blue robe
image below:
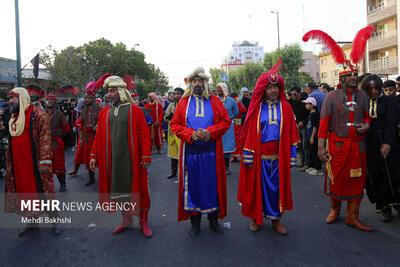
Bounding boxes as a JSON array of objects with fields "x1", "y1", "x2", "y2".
[
  {"x1": 243, "y1": 101, "x2": 296, "y2": 220},
  {"x1": 221, "y1": 96, "x2": 239, "y2": 153},
  {"x1": 183, "y1": 96, "x2": 219, "y2": 213}
]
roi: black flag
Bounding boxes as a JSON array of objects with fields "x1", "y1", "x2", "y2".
[{"x1": 31, "y1": 53, "x2": 39, "y2": 79}]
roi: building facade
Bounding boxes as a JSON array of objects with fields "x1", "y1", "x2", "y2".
[
  {"x1": 366, "y1": 0, "x2": 400, "y2": 78},
  {"x1": 318, "y1": 43, "x2": 366, "y2": 87},
  {"x1": 221, "y1": 41, "x2": 264, "y2": 72},
  {"x1": 300, "y1": 51, "x2": 320, "y2": 83}
]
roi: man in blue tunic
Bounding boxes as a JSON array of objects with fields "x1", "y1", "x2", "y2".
[
  {"x1": 170, "y1": 67, "x2": 231, "y2": 237},
  {"x1": 216, "y1": 82, "x2": 239, "y2": 175}
]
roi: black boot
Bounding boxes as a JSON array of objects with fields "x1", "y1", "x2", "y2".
[
  {"x1": 208, "y1": 211, "x2": 223, "y2": 233},
  {"x1": 85, "y1": 170, "x2": 95, "y2": 186},
  {"x1": 57, "y1": 174, "x2": 67, "y2": 192},
  {"x1": 167, "y1": 159, "x2": 178, "y2": 179},
  {"x1": 189, "y1": 214, "x2": 201, "y2": 237},
  {"x1": 18, "y1": 223, "x2": 39, "y2": 237},
  {"x1": 225, "y1": 157, "x2": 231, "y2": 175},
  {"x1": 381, "y1": 208, "x2": 392, "y2": 223}
]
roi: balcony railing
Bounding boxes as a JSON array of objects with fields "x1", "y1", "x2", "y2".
[
  {"x1": 369, "y1": 30, "x2": 397, "y2": 41},
  {"x1": 368, "y1": 2, "x2": 395, "y2": 15},
  {"x1": 369, "y1": 56, "x2": 398, "y2": 72}
]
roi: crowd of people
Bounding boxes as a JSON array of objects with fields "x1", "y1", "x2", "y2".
[{"x1": 2, "y1": 26, "x2": 400, "y2": 240}]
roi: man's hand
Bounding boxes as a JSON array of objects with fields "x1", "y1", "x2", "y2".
[
  {"x1": 191, "y1": 131, "x2": 201, "y2": 142},
  {"x1": 298, "y1": 122, "x2": 304, "y2": 128},
  {"x1": 153, "y1": 122, "x2": 159, "y2": 127},
  {"x1": 318, "y1": 138, "x2": 328, "y2": 162},
  {"x1": 355, "y1": 123, "x2": 370, "y2": 135},
  {"x1": 140, "y1": 161, "x2": 151, "y2": 168},
  {"x1": 247, "y1": 164, "x2": 253, "y2": 168},
  {"x1": 93, "y1": 125, "x2": 98, "y2": 131},
  {"x1": 198, "y1": 129, "x2": 211, "y2": 141},
  {"x1": 39, "y1": 165, "x2": 50, "y2": 174},
  {"x1": 310, "y1": 138, "x2": 314, "y2": 145},
  {"x1": 89, "y1": 159, "x2": 96, "y2": 171},
  {"x1": 381, "y1": 144, "x2": 391, "y2": 158}
]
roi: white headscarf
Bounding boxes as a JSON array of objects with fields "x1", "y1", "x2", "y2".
[
  {"x1": 8, "y1": 87, "x2": 31, "y2": 137},
  {"x1": 217, "y1": 82, "x2": 230, "y2": 97},
  {"x1": 239, "y1": 87, "x2": 249, "y2": 101}
]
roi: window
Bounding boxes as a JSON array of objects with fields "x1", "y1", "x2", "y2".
[
  {"x1": 321, "y1": 59, "x2": 327, "y2": 65},
  {"x1": 255, "y1": 53, "x2": 258, "y2": 57},
  {"x1": 335, "y1": 70, "x2": 339, "y2": 77},
  {"x1": 321, "y1": 72, "x2": 327, "y2": 78},
  {"x1": 304, "y1": 60, "x2": 309, "y2": 66},
  {"x1": 378, "y1": 0, "x2": 386, "y2": 8},
  {"x1": 239, "y1": 53, "x2": 242, "y2": 57}
]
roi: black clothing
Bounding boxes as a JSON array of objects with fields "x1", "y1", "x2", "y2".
[{"x1": 366, "y1": 95, "x2": 400, "y2": 213}]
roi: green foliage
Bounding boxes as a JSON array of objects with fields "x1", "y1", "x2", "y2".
[
  {"x1": 209, "y1": 68, "x2": 226, "y2": 89},
  {"x1": 40, "y1": 38, "x2": 169, "y2": 96},
  {"x1": 227, "y1": 62, "x2": 265, "y2": 93},
  {"x1": 263, "y1": 44, "x2": 314, "y2": 90}
]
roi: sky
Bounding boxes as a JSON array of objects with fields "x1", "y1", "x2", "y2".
[{"x1": 0, "y1": 0, "x2": 367, "y2": 88}]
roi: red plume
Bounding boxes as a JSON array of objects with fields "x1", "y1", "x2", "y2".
[
  {"x1": 266, "y1": 57, "x2": 283, "y2": 74},
  {"x1": 93, "y1": 73, "x2": 113, "y2": 92},
  {"x1": 350, "y1": 25, "x2": 374, "y2": 64},
  {"x1": 57, "y1": 85, "x2": 78, "y2": 95},
  {"x1": 123, "y1": 74, "x2": 136, "y2": 90},
  {"x1": 303, "y1": 30, "x2": 345, "y2": 64}
]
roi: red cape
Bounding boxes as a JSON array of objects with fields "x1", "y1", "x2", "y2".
[
  {"x1": 238, "y1": 101, "x2": 299, "y2": 225},
  {"x1": 144, "y1": 102, "x2": 164, "y2": 147},
  {"x1": 170, "y1": 95, "x2": 231, "y2": 221},
  {"x1": 90, "y1": 104, "x2": 152, "y2": 215}
]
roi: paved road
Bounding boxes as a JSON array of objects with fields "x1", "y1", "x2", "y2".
[{"x1": 1, "y1": 149, "x2": 400, "y2": 266}]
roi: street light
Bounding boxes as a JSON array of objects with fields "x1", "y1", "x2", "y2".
[
  {"x1": 270, "y1": 10, "x2": 280, "y2": 49},
  {"x1": 15, "y1": 0, "x2": 22, "y2": 86}
]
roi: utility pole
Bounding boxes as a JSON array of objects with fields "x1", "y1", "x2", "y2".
[
  {"x1": 15, "y1": 0, "x2": 22, "y2": 86},
  {"x1": 270, "y1": 11, "x2": 280, "y2": 49}
]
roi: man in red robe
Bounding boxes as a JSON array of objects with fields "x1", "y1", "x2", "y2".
[
  {"x1": 303, "y1": 25, "x2": 375, "y2": 232},
  {"x1": 69, "y1": 85, "x2": 102, "y2": 185},
  {"x1": 170, "y1": 67, "x2": 231, "y2": 237},
  {"x1": 90, "y1": 76, "x2": 152, "y2": 237},
  {"x1": 145, "y1": 92, "x2": 164, "y2": 153},
  {"x1": 45, "y1": 94, "x2": 70, "y2": 192},
  {"x1": 5, "y1": 87, "x2": 62, "y2": 236},
  {"x1": 238, "y1": 64, "x2": 299, "y2": 235},
  {"x1": 318, "y1": 65, "x2": 373, "y2": 231},
  {"x1": 230, "y1": 93, "x2": 247, "y2": 162}
]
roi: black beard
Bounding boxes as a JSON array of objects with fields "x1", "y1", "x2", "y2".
[
  {"x1": 46, "y1": 104, "x2": 54, "y2": 109},
  {"x1": 111, "y1": 98, "x2": 121, "y2": 106},
  {"x1": 10, "y1": 102, "x2": 19, "y2": 114},
  {"x1": 193, "y1": 86, "x2": 204, "y2": 96},
  {"x1": 30, "y1": 95, "x2": 39, "y2": 102}
]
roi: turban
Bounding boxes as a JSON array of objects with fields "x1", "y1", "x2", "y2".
[
  {"x1": 183, "y1": 67, "x2": 210, "y2": 99},
  {"x1": 103, "y1": 75, "x2": 133, "y2": 104}
]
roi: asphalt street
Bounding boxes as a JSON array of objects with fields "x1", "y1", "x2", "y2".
[{"x1": 0, "y1": 148, "x2": 400, "y2": 267}]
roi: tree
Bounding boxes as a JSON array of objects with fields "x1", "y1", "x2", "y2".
[
  {"x1": 263, "y1": 44, "x2": 314, "y2": 90},
  {"x1": 228, "y1": 62, "x2": 265, "y2": 93},
  {"x1": 40, "y1": 38, "x2": 169, "y2": 96},
  {"x1": 209, "y1": 68, "x2": 226, "y2": 89}
]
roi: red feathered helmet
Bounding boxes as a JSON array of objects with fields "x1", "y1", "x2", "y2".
[
  {"x1": 303, "y1": 25, "x2": 374, "y2": 78},
  {"x1": 46, "y1": 93, "x2": 57, "y2": 100},
  {"x1": 27, "y1": 85, "x2": 45, "y2": 98},
  {"x1": 85, "y1": 88, "x2": 96, "y2": 98}
]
